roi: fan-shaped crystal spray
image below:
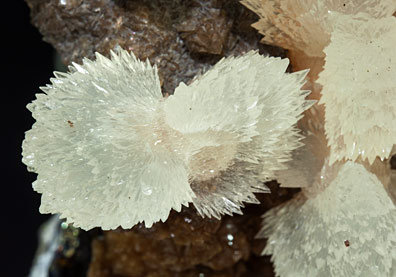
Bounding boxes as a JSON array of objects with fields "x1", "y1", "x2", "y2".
[
  {"x1": 318, "y1": 16, "x2": 396, "y2": 164},
  {"x1": 241, "y1": 0, "x2": 396, "y2": 58},
  {"x1": 258, "y1": 161, "x2": 396, "y2": 277},
  {"x1": 22, "y1": 48, "x2": 313, "y2": 230}
]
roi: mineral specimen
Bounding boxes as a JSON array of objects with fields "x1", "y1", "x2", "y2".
[
  {"x1": 258, "y1": 161, "x2": 396, "y2": 277},
  {"x1": 22, "y1": 48, "x2": 312, "y2": 230},
  {"x1": 318, "y1": 15, "x2": 396, "y2": 164},
  {"x1": 25, "y1": 0, "x2": 396, "y2": 275}
]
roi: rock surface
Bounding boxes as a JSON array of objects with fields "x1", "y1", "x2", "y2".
[
  {"x1": 87, "y1": 182, "x2": 298, "y2": 277},
  {"x1": 25, "y1": 0, "x2": 285, "y2": 95}
]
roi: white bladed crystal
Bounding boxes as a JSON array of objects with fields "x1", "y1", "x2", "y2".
[
  {"x1": 318, "y1": 16, "x2": 396, "y2": 164},
  {"x1": 258, "y1": 161, "x2": 396, "y2": 277},
  {"x1": 22, "y1": 48, "x2": 312, "y2": 230}
]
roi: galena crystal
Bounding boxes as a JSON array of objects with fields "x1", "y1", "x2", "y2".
[
  {"x1": 22, "y1": 48, "x2": 312, "y2": 230},
  {"x1": 258, "y1": 161, "x2": 396, "y2": 277},
  {"x1": 241, "y1": 0, "x2": 396, "y2": 58},
  {"x1": 318, "y1": 16, "x2": 396, "y2": 164}
]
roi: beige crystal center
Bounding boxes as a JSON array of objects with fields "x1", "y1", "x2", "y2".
[{"x1": 188, "y1": 143, "x2": 237, "y2": 182}]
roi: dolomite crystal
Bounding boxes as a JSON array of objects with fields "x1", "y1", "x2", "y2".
[
  {"x1": 318, "y1": 16, "x2": 396, "y2": 164},
  {"x1": 258, "y1": 161, "x2": 396, "y2": 277},
  {"x1": 240, "y1": 0, "x2": 396, "y2": 58},
  {"x1": 22, "y1": 48, "x2": 312, "y2": 230}
]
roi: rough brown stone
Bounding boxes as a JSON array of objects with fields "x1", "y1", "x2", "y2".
[
  {"x1": 175, "y1": 2, "x2": 232, "y2": 55},
  {"x1": 87, "y1": 182, "x2": 299, "y2": 277},
  {"x1": 25, "y1": 0, "x2": 285, "y2": 95}
]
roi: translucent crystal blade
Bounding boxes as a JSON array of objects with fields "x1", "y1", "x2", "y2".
[{"x1": 318, "y1": 16, "x2": 396, "y2": 164}]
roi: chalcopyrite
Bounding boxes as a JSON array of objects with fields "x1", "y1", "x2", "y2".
[
  {"x1": 318, "y1": 16, "x2": 396, "y2": 164},
  {"x1": 259, "y1": 161, "x2": 396, "y2": 277},
  {"x1": 22, "y1": 48, "x2": 312, "y2": 230},
  {"x1": 241, "y1": 0, "x2": 396, "y2": 57}
]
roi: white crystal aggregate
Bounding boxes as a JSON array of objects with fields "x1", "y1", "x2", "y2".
[
  {"x1": 241, "y1": 0, "x2": 396, "y2": 57},
  {"x1": 318, "y1": 16, "x2": 396, "y2": 164},
  {"x1": 22, "y1": 48, "x2": 313, "y2": 230},
  {"x1": 259, "y1": 161, "x2": 396, "y2": 277}
]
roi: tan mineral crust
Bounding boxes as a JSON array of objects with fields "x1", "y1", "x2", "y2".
[
  {"x1": 87, "y1": 183, "x2": 297, "y2": 277},
  {"x1": 25, "y1": 0, "x2": 295, "y2": 276}
]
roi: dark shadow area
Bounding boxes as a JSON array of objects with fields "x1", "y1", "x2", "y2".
[{"x1": 2, "y1": 1, "x2": 54, "y2": 276}]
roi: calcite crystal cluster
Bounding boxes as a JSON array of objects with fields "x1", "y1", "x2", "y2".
[
  {"x1": 22, "y1": 49, "x2": 312, "y2": 230},
  {"x1": 24, "y1": 0, "x2": 396, "y2": 276}
]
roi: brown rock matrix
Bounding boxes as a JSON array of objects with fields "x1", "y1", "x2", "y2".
[
  {"x1": 25, "y1": 0, "x2": 285, "y2": 95},
  {"x1": 88, "y1": 183, "x2": 298, "y2": 277}
]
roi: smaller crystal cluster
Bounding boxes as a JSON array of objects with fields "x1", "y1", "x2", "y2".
[
  {"x1": 22, "y1": 48, "x2": 312, "y2": 230},
  {"x1": 241, "y1": 0, "x2": 396, "y2": 57},
  {"x1": 258, "y1": 162, "x2": 396, "y2": 277},
  {"x1": 242, "y1": 0, "x2": 396, "y2": 164}
]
